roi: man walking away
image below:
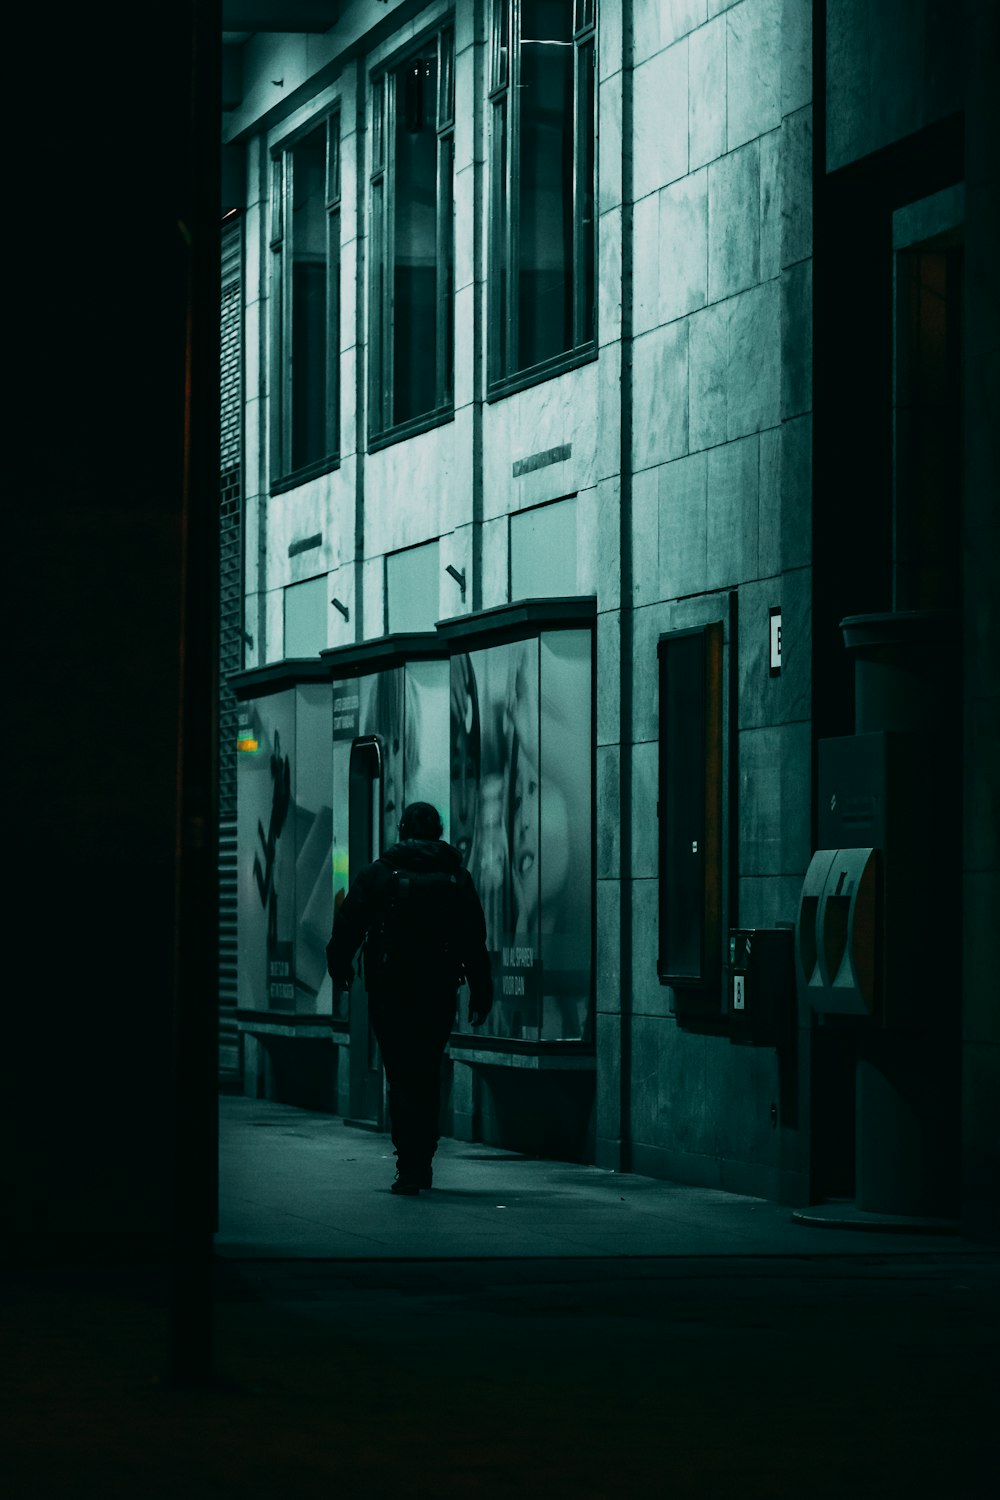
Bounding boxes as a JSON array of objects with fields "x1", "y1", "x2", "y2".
[{"x1": 326, "y1": 801, "x2": 493, "y2": 1195}]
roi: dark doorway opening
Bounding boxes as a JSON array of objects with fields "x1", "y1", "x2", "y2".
[{"x1": 346, "y1": 735, "x2": 387, "y2": 1127}]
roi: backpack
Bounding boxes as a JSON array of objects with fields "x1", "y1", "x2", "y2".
[{"x1": 364, "y1": 866, "x2": 466, "y2": 989}]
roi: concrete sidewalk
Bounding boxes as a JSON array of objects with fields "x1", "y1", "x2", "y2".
[
  {"x1": 5, "y1": 1094, "x2": 996, "y2": 1499},
  {"x1": 216, "y1": 1093, "x2": 980, "y2": 1260}
]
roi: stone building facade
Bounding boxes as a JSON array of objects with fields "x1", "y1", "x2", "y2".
[{"x1": 221, "y1": 0, "x2": 997, "y2": 1233}]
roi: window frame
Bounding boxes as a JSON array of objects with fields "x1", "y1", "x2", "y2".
[
  {"x1": 368, "y1": 25, "x2": 456, "y2": 451},
  {"x1": 487, "y1": 0, "x2": 598, "y2": 400},
  {"x1": 268, "y1": 110, "x2": 342, "y2": 494}
]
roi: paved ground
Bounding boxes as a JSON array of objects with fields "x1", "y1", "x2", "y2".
[
  {"x1": 3, "y1": 1095, "x2": 997, "y2": 1499},
  {"x1": 217, "y1": 1095, "x2": 975, "y2": 1260}
]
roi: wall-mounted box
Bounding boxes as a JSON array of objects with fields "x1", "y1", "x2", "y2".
[{"x1": 726, "y1": 926, "x2": 796, "y2": 1046}]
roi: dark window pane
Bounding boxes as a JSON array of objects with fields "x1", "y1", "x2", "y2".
[
  {"x1": 291, "y1": 125, "x2": 328, "y2": 468},
  {"x1": 328, "y1": 120, "x2": 340, "y2": 203},
  {"x1": 439, "y1": 134, "x2": 455, "y2": 405},
  {"x1": 370, "y1": 178, "x2": 385, "y2": 427},
  {"x1": 492, "y1": 97, "x2": 508, "y2": 376},
  {"x1": 577, "y1": 40, "x2": 596, "y2": 344},
  {"x1": 270, "y1": 244, "x2": 284, "y2": 472},
  {"x1": 521, "y1": 0, "x2": 574, "y2": 44},
  {"x1": 493, "y1": 0, "x2": 509, "y2": 89},
  {"x1": 330, "y1": 209, "x2": 340, "y2": 453},
  {"x1": 439, "y1": 28, "x2": 454, "y2": 126},
  {"x1": 270, "y1": 156, "x2": 284, "y2": 243},
  {"x1": 372, "y1": 77, "x2": 385, "y2": 170},
  {"x1": 393, "y1": 47, "x2": 439, "y2": 425},
  {"x1": 517, "y1": 0, "x2": 574, "y2": 369}
]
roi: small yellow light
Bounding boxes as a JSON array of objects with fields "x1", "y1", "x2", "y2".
[{"x1": 236, "y1": 737, "x2": 259, "y2": 753}]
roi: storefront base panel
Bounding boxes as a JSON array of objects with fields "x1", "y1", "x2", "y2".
[
  {"x1": 595, "y1": 1136, "x2": 625, "y2": 1172},
  {"x1": 241, "y1": 1031, "x2": 348, "y2": 1115},
  {"x1": 450, "y1": 1061, "x2": 597, "y2": 1164},
  {"x1": 628, "y1": 1141, "x2": 787, "y2": 1204}
]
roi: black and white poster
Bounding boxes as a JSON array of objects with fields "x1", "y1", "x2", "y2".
[{"x1": 450, "y1": 632, "x2": 592, "y2": 1042}]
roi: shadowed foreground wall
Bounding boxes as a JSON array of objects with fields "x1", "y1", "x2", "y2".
[{"x1": 7, "y1": 1, "x2": 220, "y2": 1268}]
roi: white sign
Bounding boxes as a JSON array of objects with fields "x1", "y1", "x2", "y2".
[{"x1": 769, "y1": 609, "x2": 782, "y2": 675}]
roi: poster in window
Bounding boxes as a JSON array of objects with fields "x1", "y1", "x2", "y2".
[
  {"x1": 404, "y1": 659, "x2": 450, "y2": 843},
  {"x1": 358, "y1": 667, "x2": 406, "y2": 850},
  {"x1": 237, "y1": 690, "x2": 296, "y2": 1012},
  {"x1": 539, "y1": 631, "x2": 592, "y2": 1040},
  {"x1": 294, "y1": 684, "x2": 334, "y2": 1014},
  {"x1": 450, "y1": 642, "x2": 541, "y2": 1038}
]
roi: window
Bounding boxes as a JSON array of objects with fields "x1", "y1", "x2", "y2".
[
  {"x1": 489, "y1": 0, "x2": 597, "y2": 393},
  {"x1": 269, "y1": 113, "x2": 341, "y2": 488},
  {"x1": 369, "y1": 29, "x2": 455, "y2": 443},
  {"x1": 657, "y1": 623, "x2": 724, "y2": 989}
]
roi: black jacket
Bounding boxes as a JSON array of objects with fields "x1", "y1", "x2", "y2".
[{"x1": 326, "y1": 839, "x2": 493, "y2": 1011}]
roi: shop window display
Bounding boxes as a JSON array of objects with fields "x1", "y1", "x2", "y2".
[
  {"x1": 329, "y1": 632, "x2": 592, "y2": 1045},
  {"x1": 237, "y1": 685, "x2": 334, "y2": 1016},
  {"x1": 450, "y1": 632, "x2": 592, "y2": 1042}
]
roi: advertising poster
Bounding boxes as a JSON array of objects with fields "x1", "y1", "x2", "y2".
[
  {"x1": 237, "y1": 688, "x2": 335, "y2": 1016},
  {"x1": 404, "y1": 659, "x2": 451, "y2": 841},
  {"x1": 328, "y1": 634, "x2": 592, "y2": 1043},
  {"x1": 538, "y1": 632, "x2": 593, "y2": 1040},
  {"x1": 237, "y1": 691, "x2": 296, "y2": 1012},
  {"x1": 293, "y1": 684, "x2": 334, "y2": 1014},
  {"x1": 451, "y1": 641, "x2": 542, "y2": 1039},
  {"x1": 358, "y1": 667, "x2": 406, "y2": 849},
  {"x1": 330, "y1": 679, "x2": 359, "y2": 1021}
]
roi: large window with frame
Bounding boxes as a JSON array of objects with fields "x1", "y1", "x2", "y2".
[
  {"x1": 369, "y1": 27, "x2": 455, "y2": 444},
  {"x1": 489, "y1": 0, "x2": 597, "y2": 393},
  {"x1": 269, "y1": 113, "x2": 341, "y2": 489}
]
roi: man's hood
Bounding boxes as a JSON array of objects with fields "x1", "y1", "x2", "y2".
[{"x1": 382, "y1": 839, "x2": 464, "y2": 873}]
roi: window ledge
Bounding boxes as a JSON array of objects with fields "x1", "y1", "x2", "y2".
[
  {"x1": 270, "y1": 453, "x2": 340, "y2": 496},
  {"x1": 229, "y1": 657, "x2": 332, "y2": 700},
  {"x1": 234, "y1": 1009, "x2": 347, "y2": 1040},
  {"x1": 436, "y1": 596, "x2": 596, "y2": 650},
  {"x1": 487, "y1": 343, "x2": 598, "y2": 404},
  {"x1": 368, "y1": 405, "x2": 454, "y2": 454},
  {"x1": 447, "y1": 1037, "x2": 595, "y2": 1069}
]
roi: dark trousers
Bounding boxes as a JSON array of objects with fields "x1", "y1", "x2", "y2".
[{"x1": 368, "y1": 984, "x2": 457, "y2": 1170}]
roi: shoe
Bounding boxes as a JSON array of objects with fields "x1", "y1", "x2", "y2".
[
  {"x1": 418, "y1": 1164, "x2": 433, "y2": 1189},
  {"x1": 390, "y1": 1168, "x2": 420, "y2": 1196}
]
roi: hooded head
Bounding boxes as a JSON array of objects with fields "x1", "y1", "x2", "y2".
[{"x1": 398, "y1": 801, "x2": 443, "y2": 841}]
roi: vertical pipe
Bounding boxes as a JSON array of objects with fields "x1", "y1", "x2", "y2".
[
  {"x1": 810, "y1": 0, "x2": 826, "y2": 857},
  {"x1": 618, "y1": 0, "x2": 635, "y2": 1172},
  {"x1": 728, "y1": 590, "x2": 739, "y2": 934},
  {"x1": 355, "y1": 57, "x2": 368, "y2": 640},
  {"x1": 472, "y1": 0, "x2": 486, "y2": 612},
  {"x1": 257, "y1": 140, "x2": 271, "y2": 664}
]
